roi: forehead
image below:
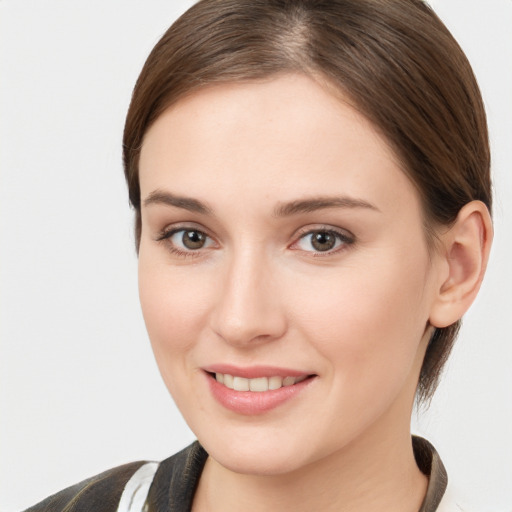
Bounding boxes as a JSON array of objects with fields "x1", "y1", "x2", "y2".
[{"x1": 139, "y1": 73, "x2": 417, "y2": 215}]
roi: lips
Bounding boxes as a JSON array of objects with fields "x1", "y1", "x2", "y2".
[{"x1": 203, "y1": 365, "x2": 316, "y2": 415}]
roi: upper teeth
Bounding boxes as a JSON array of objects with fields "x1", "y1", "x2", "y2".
[{"x1": 215, "y1": 373, "x2": 307, "y2": 392}]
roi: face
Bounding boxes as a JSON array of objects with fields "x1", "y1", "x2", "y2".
[{"x1": 138, "y1": 74, "x2": 441, "y2": 476}]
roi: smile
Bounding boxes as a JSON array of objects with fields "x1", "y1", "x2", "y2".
[
  {"x1": 206, "y1": 368, "x2": 316, "y2": 415},
  {"x1": 214, "y1": 373, "x2": 308, "y2": 392}
]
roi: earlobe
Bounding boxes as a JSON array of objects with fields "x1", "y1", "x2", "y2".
[{"x1": 429, "y1": 201, "x2": 493, "y2": 328}]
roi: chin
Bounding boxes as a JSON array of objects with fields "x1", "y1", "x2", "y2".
[
  {"x1": 195, "y1": 423, "x2": 317, "y2": 476},
  {"x1": 211, "y1": 442, "x2": 308, "y2": 476}
]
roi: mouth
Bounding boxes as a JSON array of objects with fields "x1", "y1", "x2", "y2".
[
  {"x1": 209, "y1": 372, "x2": 310, "y2": 392},
  {"x1": 203, "y1": 367, "x2": 317, "y2": 415}
]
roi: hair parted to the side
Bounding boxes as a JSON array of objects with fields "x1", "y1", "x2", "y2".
[{"x1": 122, "y1": 0, "x2": 491, "y2": 402}]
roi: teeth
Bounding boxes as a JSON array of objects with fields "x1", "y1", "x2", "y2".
[
  {"x1": 268, "y1": 376, "x2": 283, "y2": 390},
  {"x1": 249, "y1": 377, "x2": 268, "y2": 392},
  {"x1": 214, "y1": 373, "x2": 307, "y2": 392},
  {"x1": 233, "y1": 376, "x2": 250, "y2": 391},
  {"x1": 223, "y1": 374, "x2": 234, "y2": 389},
  {"x1": 282, "y1": 376, "x2": 296, "y2": 386}
]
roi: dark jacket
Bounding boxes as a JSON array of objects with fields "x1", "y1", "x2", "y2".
[{"x1": 24, "y1": 437, "x2": 447, "y2": 512}]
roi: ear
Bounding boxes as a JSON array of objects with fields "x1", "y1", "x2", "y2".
[{"x1": 429, "y1": 201, "x2": 493, "y2": 328}]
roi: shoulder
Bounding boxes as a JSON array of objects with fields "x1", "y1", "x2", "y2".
[
  {"x1": 413, "y1": 436, "x2": 472, "y2": 512},
  {"x1": 22, "y1": 442, "x2": 206, "y2": 512},
  {"x1": 23, "y1": 460, "x2": 150, "y2": 512}
]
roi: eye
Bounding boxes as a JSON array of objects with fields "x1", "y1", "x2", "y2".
[
  {"x1": 158, "y1": 228, "x2": 214, "y2": 253},
  {"x1": 294, "y1": 229, "x2": 353, "y2": 254}
]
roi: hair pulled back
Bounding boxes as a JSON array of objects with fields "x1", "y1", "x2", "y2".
[{"x1": 123, "y1": 0, "x2": 491, "y2": 401}]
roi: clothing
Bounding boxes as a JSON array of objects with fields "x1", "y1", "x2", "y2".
[{"x1": 24, "y1": 437, "x2": 459, "y2": 512}]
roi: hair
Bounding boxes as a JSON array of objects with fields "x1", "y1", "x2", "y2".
[{"x1": 123, "y1": 0, "x2": 491, "y2": 402}]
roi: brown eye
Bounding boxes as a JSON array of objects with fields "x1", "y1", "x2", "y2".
[
  {"x1": 182, "y1": 230, "x2": 206, "y2": 249},
  {"x1": 311, "y1": 231, "x2": 336, "y2": 251},
  {"x1": 161, "y1": 228, "x2": 214, "y2": 253},
  {"x1": 295, "y1": 229, "x2": 353, "y2": 254}
]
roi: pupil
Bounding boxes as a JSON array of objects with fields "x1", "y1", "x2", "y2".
[
  {"x1": 312, "y1": 231, "x2": 335, "y2": 251},
  {"x1": 183, "y1": 230, "x2": 205, "y2": 249}
]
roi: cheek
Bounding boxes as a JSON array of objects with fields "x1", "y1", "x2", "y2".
[
  {"x1": 137, "y1": 252, "x2": 213, "y2": 370},
  {"x1": 287, "y1": 252, "x2": 431, "y2": 390}
]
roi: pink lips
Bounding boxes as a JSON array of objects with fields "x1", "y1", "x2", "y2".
[{"x1": 204, "y1": 365, "x2": 315, "y2": 415}]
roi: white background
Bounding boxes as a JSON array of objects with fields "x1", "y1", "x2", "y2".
[{"x1": 0, "y1": 1, "x2": 511, "y2": 511}]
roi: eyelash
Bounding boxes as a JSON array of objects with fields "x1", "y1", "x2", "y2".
[
  {"x1": 156, "y1": 226, "x2": 214, "y2": 259},
  {"x1": 291, "y1": 226, "x2": 355, "y2": 256},
  {"x1": 156, "y1": 225, "x2": 355, "y2": 258}
]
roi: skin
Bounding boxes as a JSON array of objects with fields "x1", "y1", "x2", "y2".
[{"x1": 137, "y1": 74, "x2": 491, "y2": 511}]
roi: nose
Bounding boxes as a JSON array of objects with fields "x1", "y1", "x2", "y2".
[{"x1": 209, "y1": 248, "x2": 287, "y2": 347}]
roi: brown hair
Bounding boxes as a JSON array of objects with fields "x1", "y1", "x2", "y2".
[{"x1": 123, "y1": 0, "x2": 491, "y2": 402}]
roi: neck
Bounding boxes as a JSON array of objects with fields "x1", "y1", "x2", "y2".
[{"x1": 192, "y1": 419, "x2": 427, "y2": 512}]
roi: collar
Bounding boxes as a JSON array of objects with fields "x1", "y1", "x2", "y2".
[
  {"x1": 414, "y1": 436, "x2": 448, "y2": 512},
  {"x1": 146, "y1": 436, "x2": 448, "y2": 512}
]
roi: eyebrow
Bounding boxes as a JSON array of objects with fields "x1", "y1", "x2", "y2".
[
  {"x1": 273, "y1": 196, "x2": 380, "y2": 217},
  {"x1": 143, "y1": 190, "x2": 213, "y2": 215},
  {"x1": 143, "y1": 190, "x2": 379, "y2": 217}
]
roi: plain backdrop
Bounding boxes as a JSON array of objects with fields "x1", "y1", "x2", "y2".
[{"x1": 1, "y1": 1, "x2": 511, "y2": 511}]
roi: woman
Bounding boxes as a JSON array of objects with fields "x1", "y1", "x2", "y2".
[{"x1": 13, "y1": 0, "x2": 499, "y2": 510}]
